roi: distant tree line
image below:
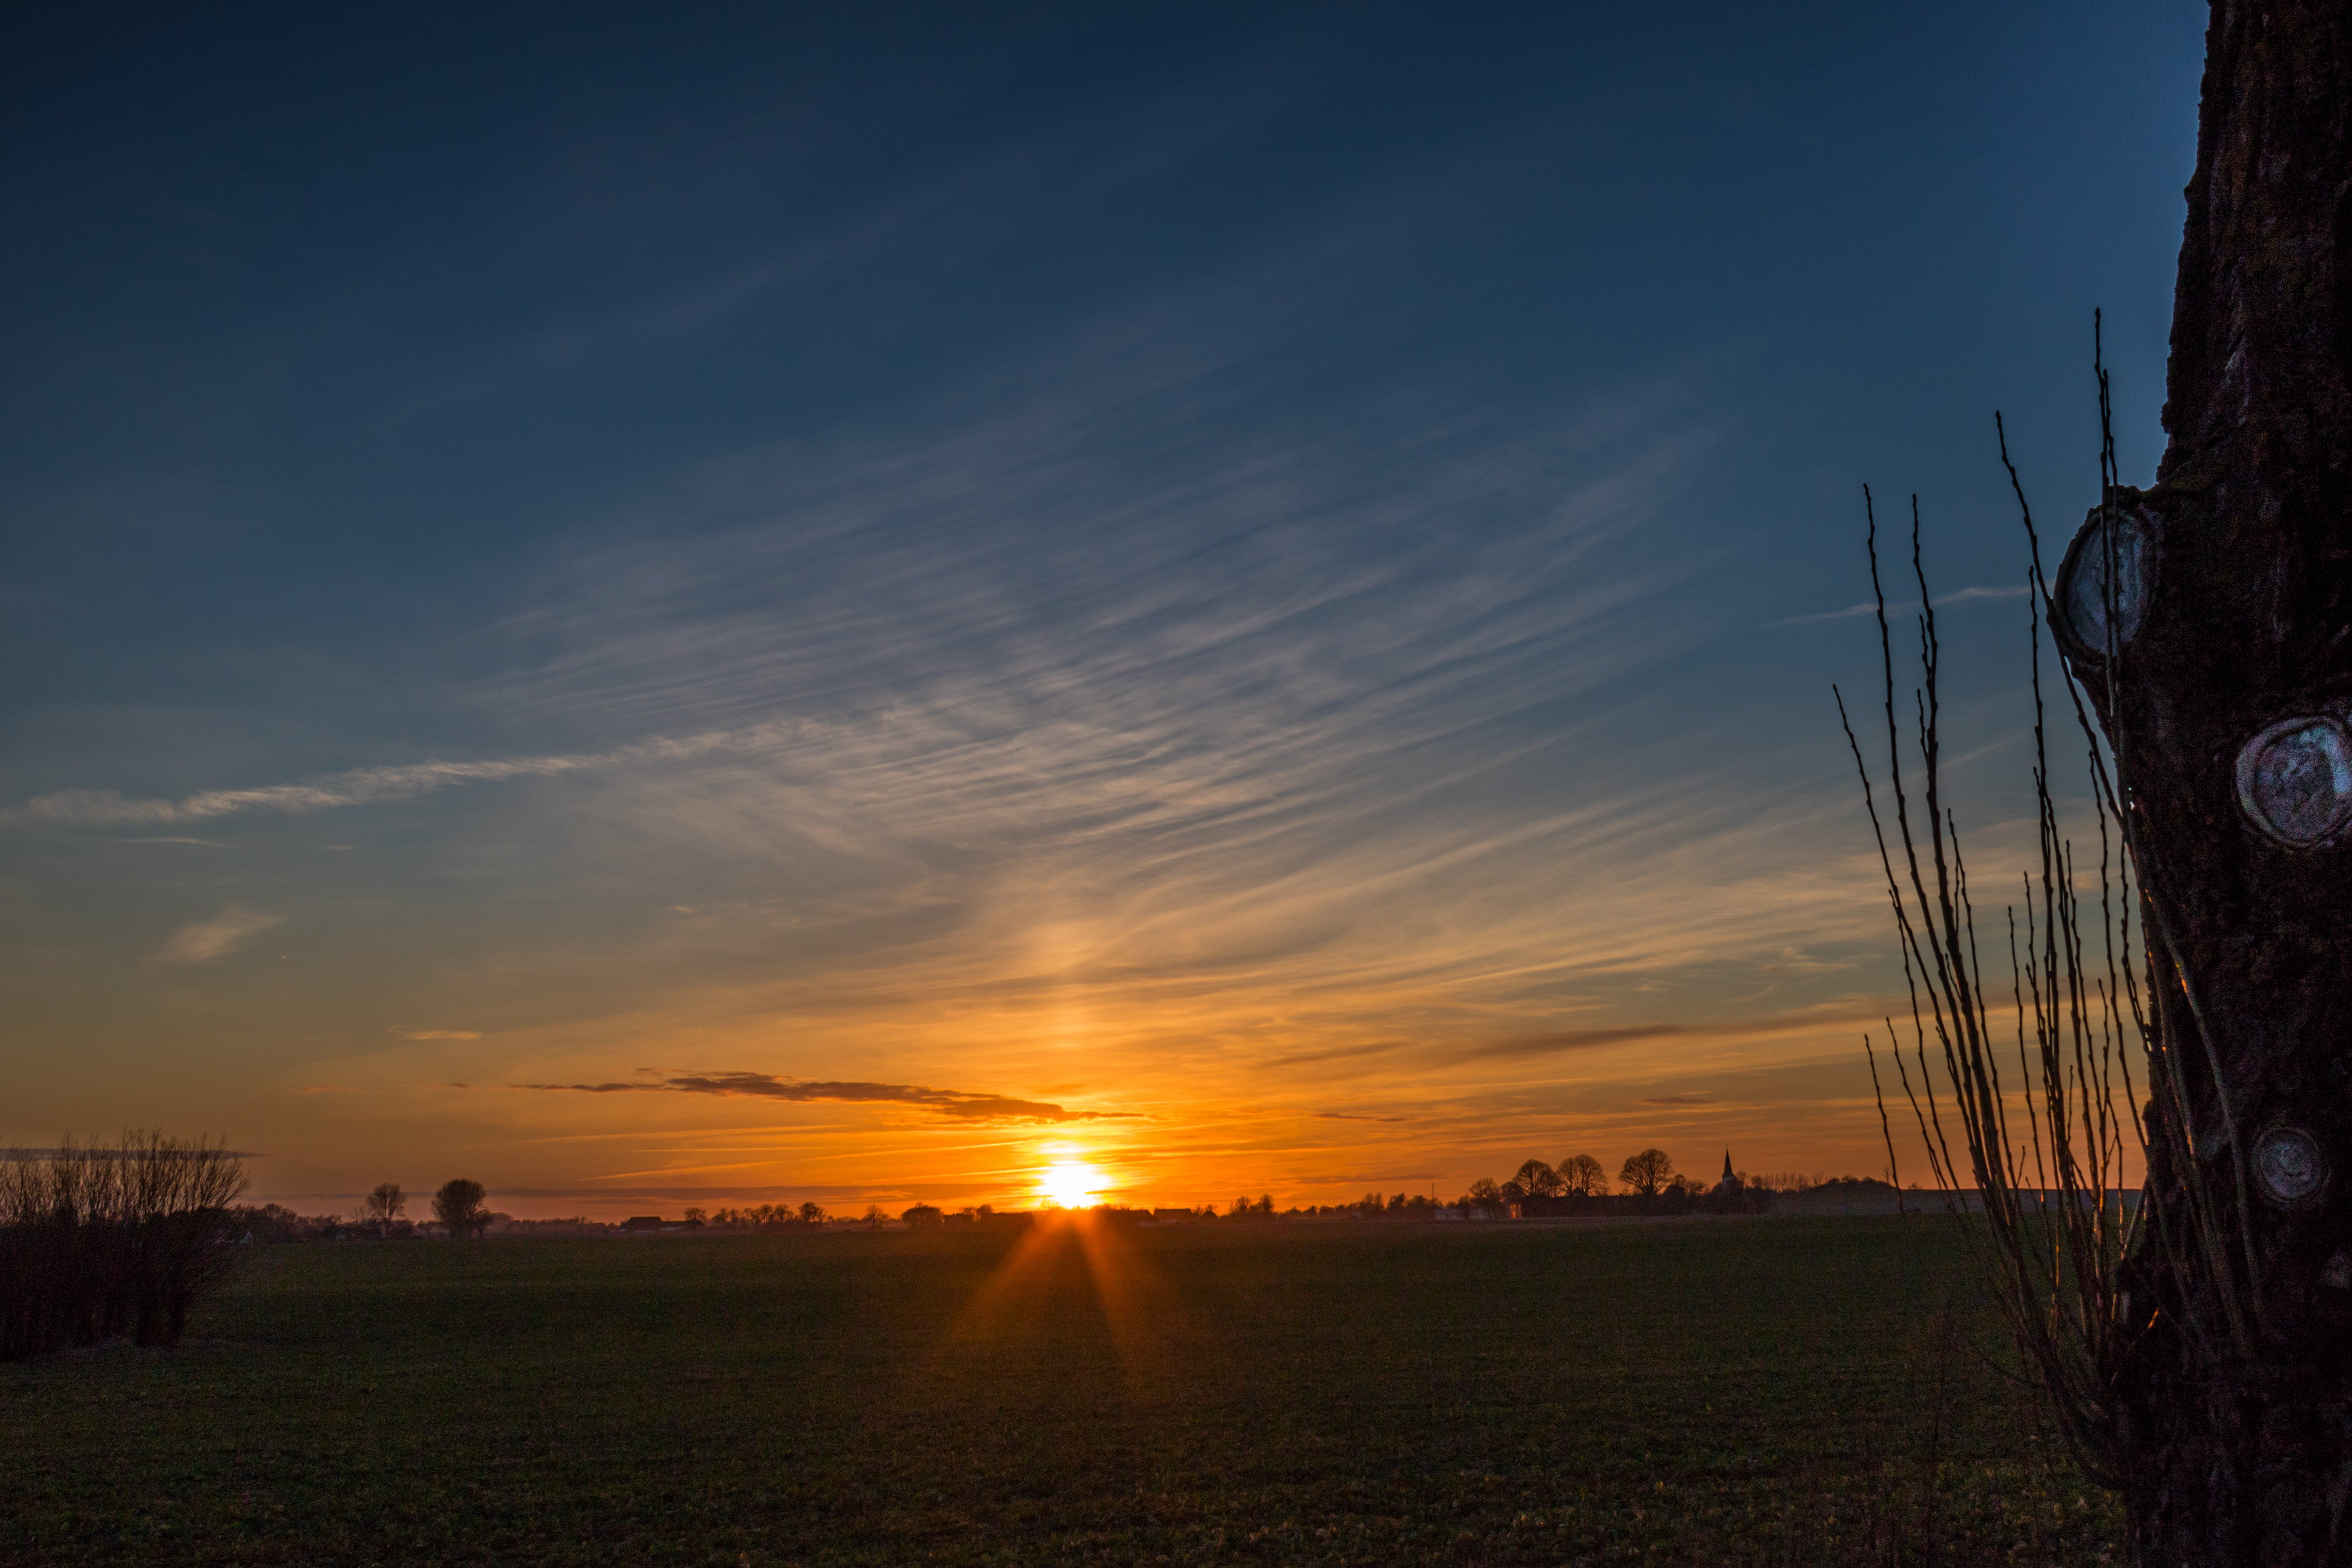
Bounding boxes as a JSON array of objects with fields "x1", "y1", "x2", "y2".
[
  {"x1": 224, "y1": 1175, "x2": 502, "y2": 1246},
  {"x1": 1442, "y1": 1151, "x2": 1845, "y2": 1218},
  {"x1": 862, "y1": 1159, "x2": 1899, "y2": 1228},
  {"x1": 1102, "y1": 1156, "x2": 1888, "y2": 1224},
  {"x1": 692, "y1": 1202, "x2": 830, "y2": 1229},
  {"x1": 196, "y1": 1154, "x2": 1900, "y2": 1264},
  {"x1": 0, "y1": 1132, "x2": 247, "y2": 1360}
]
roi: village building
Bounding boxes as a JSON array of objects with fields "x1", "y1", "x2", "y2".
[{"x1": 1713, "y1": 1151, "x2": 1744, "y2": 1198}]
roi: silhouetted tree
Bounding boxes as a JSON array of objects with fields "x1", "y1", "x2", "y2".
[
  {"x1": 0, "y1": 1131, "x2": 247, "y2": 1357},
  {"x1": 861, "y1": 1204, "x2": 884, "y2": 1229},
  {"x1": 1465, "y1": 1177, "x2": 1508, "y2": 1218},
  {"x1": 1557, "y1": 1154, "x2": 1609, "y2": 1196},
  {"x1": 901, "y1": 1203, "x2": 943, "y2": 1226},
  {"x1": 1513, "y1": 1159, "x2": 1562, "y2": 1199},
  {"x1": 798, "y1": 1200, "x2": 826, "y2": 1225},
  {"x1": 431, "y1": 1178, "x2": 489, "y2": 1237},
  {"x1": 2032, "y1": 3, "x2": 2352, "y2": 1554},
  {"x1": 1618, "y1": 1149, "x2": 1674, "y2": 1198},
  {"x1": 1847, "y1": 7, "x2": 2352, "y2": 1555},
  {"x1": 361, "y1": 1182, "x2": 404, "y2": 1226}
]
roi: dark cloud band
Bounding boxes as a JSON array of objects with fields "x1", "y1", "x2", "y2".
[{"x1": 509, "y1": 1071, "x2": 1135, "y2": 1125}]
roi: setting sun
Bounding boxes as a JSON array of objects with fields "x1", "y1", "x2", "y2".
[{"x1": 1038, "y1": 1158, "x2": 1105, "y2": 1208}]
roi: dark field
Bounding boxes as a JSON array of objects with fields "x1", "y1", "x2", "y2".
[{"x1": 0, "y1": 1216, "x2": 2119, "y2": 1566}]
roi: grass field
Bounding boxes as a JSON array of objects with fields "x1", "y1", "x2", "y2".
[{"x1": 0, "y1": 1215, "x2": 2120, "y2": 1566}]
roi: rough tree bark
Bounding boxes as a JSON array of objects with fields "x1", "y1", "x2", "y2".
[{"x1": 2051, "y1": 3, "x2": 2352, "y2": 1560}]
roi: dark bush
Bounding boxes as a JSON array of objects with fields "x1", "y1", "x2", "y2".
[{"x1": 0, "y1": 1131, "x2": 247, "y2": 1360}]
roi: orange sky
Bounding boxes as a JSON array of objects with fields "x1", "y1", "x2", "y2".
[
  {"x1": 0, "y1": 7, "x2": 2190, "y2": 1221},
  {"x1": 8, "y1": 762, "x2": 2137, "y2": 1217}
]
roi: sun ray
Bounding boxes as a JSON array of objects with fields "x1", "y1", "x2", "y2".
[{"x1": 938, "y1": 1150, "x2": 1173, "y2": 1385}]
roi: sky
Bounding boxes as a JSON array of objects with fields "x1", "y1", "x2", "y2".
[{"x1": 0, "y1": 3, "x2": 2207, "y2": 1218}]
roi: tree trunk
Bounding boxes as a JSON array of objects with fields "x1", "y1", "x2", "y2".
[{"x1": 2054, "y1": 3, "x2": 2352, "y2": 1560}]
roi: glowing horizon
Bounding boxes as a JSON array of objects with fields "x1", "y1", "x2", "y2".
[{"x1": 0, "y1": 10, "x2": 2196, "y2": 1223}]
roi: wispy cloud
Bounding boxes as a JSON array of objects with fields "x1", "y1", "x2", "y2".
[
  {"x1": 8, "y1": 730, "x2": 783, "y2": 827},
  {"x1": 1773, "y1": 583, "x2": 2031, "y2": 626},
  {"x1": 390, "y1": 1026, "x2": 482, "y2": 1041},
  {"x1": 155, "y1": 906, "x2": 282, "y2": 963},
  {"x1": 509, "y1": 1071, "x2": 1136, "y2": 1125},
  {"x1": 1454, "y1": 1006, "x2": 1886, "y2": 1063},
  {"x1": 1261, "y1": 1006, "x2": 1885, "y2": 1070}
]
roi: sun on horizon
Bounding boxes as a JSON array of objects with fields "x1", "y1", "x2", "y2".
[{"x1": 1038, "y1": 1158, "x2": 1106, "y2": 1209}]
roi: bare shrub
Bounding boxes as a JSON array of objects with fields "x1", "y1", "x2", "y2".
[
  {"x1": 0, "y1": 1131, "x2": 248, "y2": 1360},
  {"x1": 1837, "y1": 397, "x2": 2201, "y2": 1491}
]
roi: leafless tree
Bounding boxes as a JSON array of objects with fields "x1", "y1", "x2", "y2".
[
  {"x1": 361, "y1": 1182, "x2": 404, "y2": 1226},
  {"x1": 1846, "y1": 5, "x2": 2352, "y2": 1557},
  {"x1": 1618, "y1": 1149, "x2": 1674, "y2": 1198},
  {"x1": 1557, "y1": 1154, "x2": 1609, "y2": 1196},
  {"x1": 2079, "y1": 3, "x2": 2352, "y2": 1552},
  {"x1": 1512, "y1": 1159, "x2": 1563, "y2": 1198},
  {"x1": 1463, "y1": 1177, "x2": 1508, "y2": 1217},
  {"x1": 431, "y1": 1178, "x2": 489, "y2": 1237}
]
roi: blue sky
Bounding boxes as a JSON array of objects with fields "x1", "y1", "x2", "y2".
[{"x1": 0, "y1": 4, "x2": 2204, "y2": 1213}]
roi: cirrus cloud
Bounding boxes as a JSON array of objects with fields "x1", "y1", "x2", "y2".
[
  {"x1": 5, "y1": 727, "x2": 794, "y2": 828},
  {"x1": 155, "y1": 906, "x2": 282, "y2": 964}
]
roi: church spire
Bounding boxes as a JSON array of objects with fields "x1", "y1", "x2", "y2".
[{"x1": 1721, "y1": 1149, "x2": 1734, "y2": 1184}]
